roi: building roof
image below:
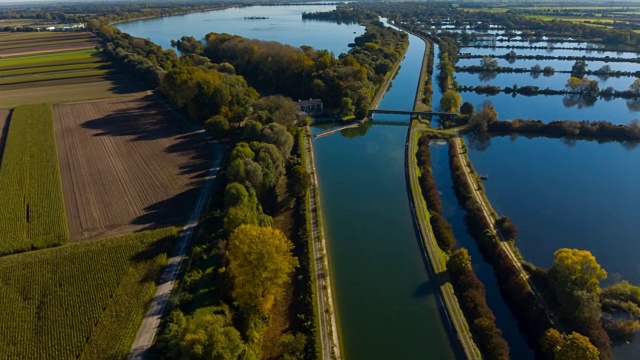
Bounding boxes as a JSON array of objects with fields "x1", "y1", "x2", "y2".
[{"x1": 297, "y1": 98, "x2": 322, "y2": 106}]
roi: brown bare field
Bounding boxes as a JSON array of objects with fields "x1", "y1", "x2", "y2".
[
  {"x1": 0, "y1": 75, "x2": 147, "y2": 107},
  {"x1": 0, "y1": 40, "x2": 97, "y2": 56},
  {"x1": 53, "y1": 95, "x2": 212, "y2": 241},
  {"x1": 0, "y1": 109, "x2": 10, "y2": 162},
  {"x1": 0, "y1": 33, "x2": 93, "y2": 47}
]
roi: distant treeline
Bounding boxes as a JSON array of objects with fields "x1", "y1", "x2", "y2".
[
  {"x1": 458, "y1": 53, "x2": 640, "y2": 64},
  {"x1": 456, "y1": 65, "x2": 639, "y2": 78},
  {"x1": 488, "y1": 119, "x2": 640, "y2": 142}
]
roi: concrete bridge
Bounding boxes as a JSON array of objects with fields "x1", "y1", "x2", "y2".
[{"x1": 367, "y1": 109, "x2": 458, "y2": 118}]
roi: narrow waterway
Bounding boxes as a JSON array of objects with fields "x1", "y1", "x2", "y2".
[
  {"x1": 431, "y1": 42, "x2": 536, "y2": 359},
  {"x1": 312, "y1": 31, "x2": 457, "y2": 359},
  {"x1": 430, "y1": 143, "x2": 536, "y2": 360}
]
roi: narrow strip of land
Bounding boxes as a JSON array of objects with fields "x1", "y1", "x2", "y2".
[
  {"x1": 128, "y1": 142, "x2": 223, "y2": 359},
  {"x1": 406, "y1": 123, "x2": 481, "y2": 360},
  {"x1": 405, "y1": 29, "x2": 482, "y2": 359},
  {"x1": 304, "y1": 129, "x2": 341, "y2": 360},
  {"x1": 450, "y1": 136, "x2": 561, "y2": 330}
]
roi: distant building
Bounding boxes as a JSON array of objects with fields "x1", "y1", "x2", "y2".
[{"x1": 297, "y1": 98, "x2": 323, "y2": 115}]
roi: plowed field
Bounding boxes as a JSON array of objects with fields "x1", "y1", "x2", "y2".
[{"x1": 53, "y1": 95, "x2": 211, "y2": 241}]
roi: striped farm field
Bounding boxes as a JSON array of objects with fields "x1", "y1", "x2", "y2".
[
  {"x1": 0, "y1": 49, "x2": 95, "y2": 67},
  {"x1": 0, "y1": 104, "x2": 68, "y2": 254},
  {"x1": 0, "y1": 227, "x2": 178, "y2": 360},
  {"x1": 54, "y1": 95, "x2": 212, "y2": 241},
  {"x1": 0, "y1": 61, "x2": 109, "y2": 77},
  {"x1": 0, "y1": 68, "x2": 111, "y2": 86}
]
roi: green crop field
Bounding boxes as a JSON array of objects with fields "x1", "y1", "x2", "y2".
[
  {"x1": 0, "y1": 61, "x2": 109, "y2": 77},
  {"x1": 0, "y1": 227, "x2": 178, "y2": 360},
  {"x1": 0, "y1": 49, "x2": 95, "y2": 67},
  {"x1": 0, "y1": 68, "x2": 111, "y2": 86},
  {"x1": 0, "y1": 104, "x2": 68, "y2": 254},
  {"x1": 0, "y1": 55, "x2": 103, "y2": 72}
]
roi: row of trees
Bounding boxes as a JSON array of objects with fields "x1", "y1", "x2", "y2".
[
  {"x1": 448, "y1": 141, "x2": 557, "y2": 357},
  {"x1": 92, "y1": 19, "x2": 324, "y2": 360},
  {"x1": 416, "y1": 135, "x2": 510, "y2": 359}
]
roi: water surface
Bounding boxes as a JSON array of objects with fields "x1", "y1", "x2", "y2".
[
  {"x1": 116, "y1": 5, "x2": 365, "y2": 55},
  {"x1": 312, "y1": 31, "x2": 456, "y2": 360}
]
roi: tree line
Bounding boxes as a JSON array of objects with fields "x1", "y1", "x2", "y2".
[
  {"x1": 92, "y1": 16, "x2": 326, "y2": 359},
  {"x1": 416, "y1": 134, "x2": 510, "y2": 360}
]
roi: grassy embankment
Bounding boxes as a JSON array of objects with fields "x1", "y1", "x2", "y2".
[
  {"x1": 0, "y1": 227, "x2": 178, "y2": 360},
  {"x1": 0, "y1": 104, "x2": 68, "y2": 254},
  {"x1": 405, "y1": 32, "x2": 482, "y2": 359}
]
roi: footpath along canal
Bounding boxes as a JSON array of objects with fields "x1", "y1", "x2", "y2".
[{"x1": 311, "y1": 30, "x2": 458, "y2": 359}]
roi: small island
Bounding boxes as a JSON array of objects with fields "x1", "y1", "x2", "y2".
[{"x1": 244, "y1": 16, "x2": 269, "y2": 20}]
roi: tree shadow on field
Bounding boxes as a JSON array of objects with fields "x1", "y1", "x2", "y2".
[
  {"x1": 131, "y1": 187, "x2": 203, "y2": 232},
  {"x1": 81, "y1": 94, "x2": 192, "y2": 141},
  {"x1": 104, "y1": 72, "x2": 149, "y2": 95},
  {"x1": 129, "y1": 235, "x2": 175, "y2": 283},
  {"x1": 81, "y1": 94, "x2": 212, "y2": 178}
]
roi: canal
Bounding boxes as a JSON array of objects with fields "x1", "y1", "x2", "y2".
[{"x1": 311, "y1": 30, "x2": 457, "y2": 359}]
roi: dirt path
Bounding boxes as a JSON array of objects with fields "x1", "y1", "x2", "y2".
[
  {"x1": 304, "y1": 129, "x2": 341, "y2": 360},
  {"x1": 451, "y1": 135, "x2": 561, "y2": 330},
  {"x1": 128, "y1": 142, "x2": 224, "y2": 360}
]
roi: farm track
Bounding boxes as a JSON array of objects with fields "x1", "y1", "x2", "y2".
[{"x1": 53, "y1": 95, "x2": 211, "y2": 242}]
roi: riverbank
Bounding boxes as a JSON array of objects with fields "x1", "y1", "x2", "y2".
[
  {"x1": 305, "y1": 128, "x2": 341, "y2": 360},
  {"x1": 107, "y1": 5, "x2": 233, "y2": 27}
]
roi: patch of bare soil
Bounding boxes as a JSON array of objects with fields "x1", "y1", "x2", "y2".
[{"x1": 53, "y1": 95, "x2": 212, "y2": 241}]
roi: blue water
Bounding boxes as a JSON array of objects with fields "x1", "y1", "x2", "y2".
[
  {"x1": 115, "y1": 5, "x2": 365, "y2": 56},
  {"x1": 311, "y1": 31, "x2": 456, "y2": 360}
]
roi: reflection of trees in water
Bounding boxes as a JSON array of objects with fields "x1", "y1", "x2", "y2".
[
  {"x1": 562, "y1": 94, "x2": 597, "y2": 109},
  {"x1": 625, "y1": 99, "x2": 640, "y2": 112},
  {"x1": 622, "y1": 140, "x2": 640, "y2": 150},
  {"x1": 340, "y1": 121, "x2": 372, "y2": 138},
  {"x1": 560, "y1": 137, "x2": 577, "y2": 148},
  {"x1": 478, "y1": 71, "x2": 497, "y2": 82},
  {"x1": 467, "y1": 132, "x2": 491, "y2": 152}
]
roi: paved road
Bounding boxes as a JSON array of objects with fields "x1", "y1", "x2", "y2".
[
  {"x1": 451, "y1": 136, "x2": 560, "y2": 330},
  {"x1": 304, "y1": 130, "x2": 341, "y2": 360},
  {"x1": 128, "y1": 142, "x2": 224, "y2": 360}
]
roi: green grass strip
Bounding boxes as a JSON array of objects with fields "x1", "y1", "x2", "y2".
[
  {"x1": 0, "y1": 61, "x2": 109, "y2": 77},
  {"x1": 0, "y1": 103, "x2": 68, "y2": 254},
  {"x1": 0, "y1": 56, "x2": 104, "y2": 71},
  {"x1": 0, "y1": 69, "x2": 111, "y2": 86},
  {"x1": 0, "y1": 49, "x2": 94, "y2": 67},
  {"x1": 0, "y1": 227, "x2": 178, "y2": 359}
]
